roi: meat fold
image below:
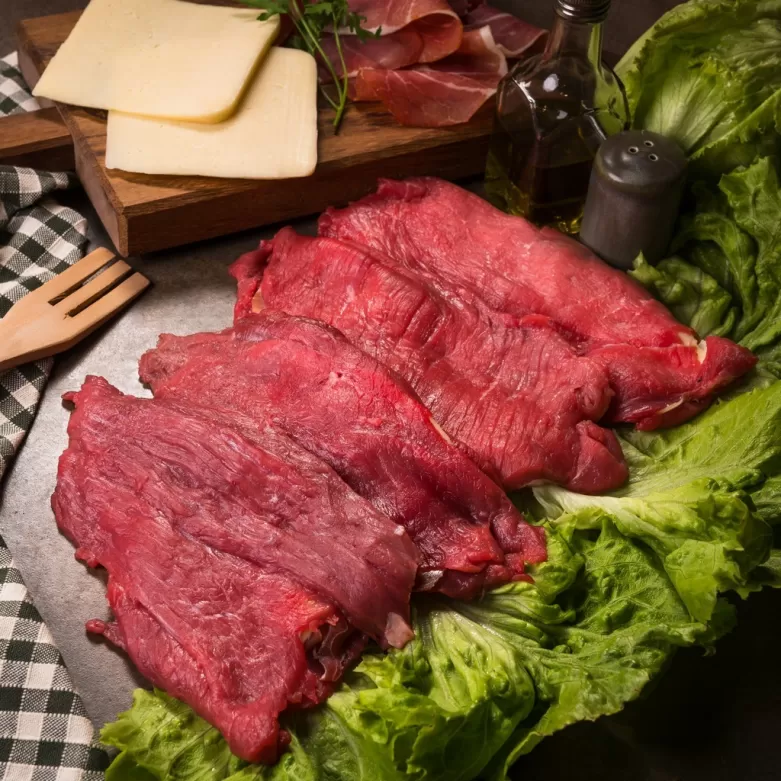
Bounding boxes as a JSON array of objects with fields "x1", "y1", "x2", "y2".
[
  {"x1": 320, "y1": 30, "x2": 425, "y2": 79},
  {"x1": 329, "y1": 1, "x2": 544, "y2": 127},
  {"x1": 52, "y1": 376, "x2": 420, "y2": 762},
  {"x1": 140, "y1": 311, "x2": 547, "y2": 597},
  {"x1": 231, "y1": 232, "x2": 627, "y2": 494},
  {"x1": 319, "y1": 177, "x2": 757, "y2": 429},
  {"x1": 462, "y1": 2, "x2": 547, "y2": 57},
  {"x1": 346, "y1": 0, "x2": 463, "y2": 62},
  {"x1": 352, "y1": 26, "x2": 507, "y2": 127}
]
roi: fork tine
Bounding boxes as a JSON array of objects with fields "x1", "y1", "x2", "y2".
[
  {"x1": 69, "y1": 273, "x2": 150, "y2": 333},
  {"x1": 54, "y1": 260, "x2": 132, "y2": 315},
  {"x1": 40, "y1": 248, "x2": 117, "y2": 301}
]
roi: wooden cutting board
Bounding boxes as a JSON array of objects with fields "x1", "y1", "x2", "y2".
[{"x1": 11, "y1": 11, "x2": 493, "y2": 257}]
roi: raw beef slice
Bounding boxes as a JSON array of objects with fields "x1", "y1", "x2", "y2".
[
  {"x1": 139, "y1": 310, "x2": 547, "y2": 598},
  {"x1": 233, "y1": 231, "x2": 627, "y2": 494},
  {"x1": 319, "y1": 177, "x2": 757, "y2": 429},
  {"x1": 52, "y1": 376, "x2": 419, "y2": 762}
]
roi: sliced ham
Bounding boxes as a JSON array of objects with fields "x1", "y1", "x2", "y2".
[
  {"x1": 319, "y1": 30, "x2": 424, "y2": 79},
  {"x1": 347, "y1": 0, "x2": 463, "y2": 62},
  {"x1": 439, "y1": 23, "x2": 507, "y2": 69},
  {"x1": 322, "y1": 1, "x2": 545, "y2": 127},
  {"x1": 353, "y1": 26, "x2": 506, "y2": 127},
  {"x1": 463, "y1": 2, "x2": 547, "y2": 57}
]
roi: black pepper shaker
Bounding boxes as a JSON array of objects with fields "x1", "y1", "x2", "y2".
[{"x1": 579, "y1": 129, "x2": 688, "y2": 269}]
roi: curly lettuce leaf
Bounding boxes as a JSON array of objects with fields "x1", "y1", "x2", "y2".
[
  {"x1": 535, "y1": 383, "x2": 781, "y2": 622},
  {"x1": 630, "y1": 157, "x2": 781, "y2": 375},
  {"x1": 102, "y1": 520, "x2": 712, "y2": 781},
  {"x1": 616, "y1": 0, "x2": 781, "y2": 171},
  {"x1": 630, "y1": 253, "x2": 736, "y2": 337},
  {"x1": 718, "y1": 157, "x2": 781, "y2": 356},
  {"x1": 619, "y1": 2, "x2": 781, "y2": 371},
  {"x1": 481, "y1": 521, "x2": 724, "y2": 780}
]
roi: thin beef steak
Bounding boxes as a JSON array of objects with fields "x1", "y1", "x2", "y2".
[
  {"x1": 52, "y1": 377, "x2": 419, "y2": 762},
  {"x1": 139, "y1": 311, "x2": 547, "y2": 598},
  {"x1": 232, "y1": 231, "x2": 627, "y2": 494},
  {"x1": 318, "y1": 177, "x2": 757, "y2": 430}
]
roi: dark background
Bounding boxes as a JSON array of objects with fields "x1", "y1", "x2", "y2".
[{"x1": 2, "y1": 1, "x2": 780, "y2": 780}]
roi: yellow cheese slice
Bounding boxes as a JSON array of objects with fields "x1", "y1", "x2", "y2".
[
  {"x1": 105, "y1": 48, "x2": 318, "y2": 180},
  {"x1": 33, "y1": 0, "x2": 279, "y2": 123}
]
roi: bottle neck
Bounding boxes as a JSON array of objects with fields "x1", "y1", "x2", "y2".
[{"x1": 543, "y1": 14, "x2": 604, "y2": 66}]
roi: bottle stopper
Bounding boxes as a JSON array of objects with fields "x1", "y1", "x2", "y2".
[
  {"x1": 554, "y1": 0, "x2": 612, "y2": 23},
  {"x1": 579, "y1": 129, "x2": 688, "y2": 270}
]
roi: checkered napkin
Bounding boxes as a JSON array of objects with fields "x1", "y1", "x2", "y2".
[{"x1": 1, "y1": 54, "x2": 109, "y2": 780}]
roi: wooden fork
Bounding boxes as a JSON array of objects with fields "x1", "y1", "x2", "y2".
[{"x1": 0, "y1": 248, "x2": 150, "y2": 372}]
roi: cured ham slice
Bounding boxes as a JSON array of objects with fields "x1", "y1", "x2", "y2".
[
  {"x1": 140, "y1": 311, "x2": 547, "y2": 598},
  {"x1": 53, "y1": 377, "x2": 420, "y2": 762},
  {"x1": 320, "y1": 178, "x2": 758, "y2": 429},
  {"x1": 321, "y1": 1, "x2": 545, "y2": 127},
  {"x1": 353, "y1": 26, "x2": 506, "y2": 126},
  {"x1": 245, "y1": 229, "x2": 627, "y2": 494},
  {"x1": 347, "y1": 0, "x2": 462, "y2": 62},
  {"x1": 463, "y1": 2, "x2": 547, "y2": 57},
  {"x1": 319, "y1": 30, "x2": 424, "y2": 79},
  {"x1": 430, "y1": 24, "x2": 507, "y2": 72}
]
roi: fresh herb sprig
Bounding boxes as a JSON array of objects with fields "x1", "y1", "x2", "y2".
[{"x1": 242, "y1": 0, "x2": 379, "y2": 131}]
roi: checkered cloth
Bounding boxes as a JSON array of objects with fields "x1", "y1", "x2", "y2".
[
  {"x1": 0, "y1": 54, "x2": 40, "y2": 115},
  {"x1": 0, "y1": 166, "x2": 88, "y2": 473},
  {"x1": 1, "y1": 54, "x2": 109, "y2": 780},
  {"x1": 0, "y1": 548, "x2": 108, "y2": 781}
]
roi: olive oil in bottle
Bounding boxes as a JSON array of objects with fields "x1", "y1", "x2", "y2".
[{"x1": 485, "y1": 0, "x2": 629, "y2": 234}]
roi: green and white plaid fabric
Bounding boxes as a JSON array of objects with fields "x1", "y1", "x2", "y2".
[
  {"x1": 0, "y1": 165, "x2": 88, "y2": 473},
  {"x1": 1, "y1": 53, "x2": 109, "y2": 780}
]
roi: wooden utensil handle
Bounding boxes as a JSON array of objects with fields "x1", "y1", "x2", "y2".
[{"x1": 0, "y1": 108, "x2": 74, "y2": 170}]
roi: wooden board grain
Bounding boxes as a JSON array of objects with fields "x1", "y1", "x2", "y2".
[
  {"x1": 16, "y1": 11, "x2": 493, "y2": 256},
  {"x1": 0, "y1": 107, "x2": 74, "y2": 170}
]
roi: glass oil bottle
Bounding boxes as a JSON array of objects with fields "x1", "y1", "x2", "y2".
[{"x1": 485, "y1": 0, "x2": 629, "y2": 234}]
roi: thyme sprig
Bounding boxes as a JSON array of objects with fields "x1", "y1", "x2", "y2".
[{"x1": 242, "y1": 0, "x2": 379, "y2": 131}]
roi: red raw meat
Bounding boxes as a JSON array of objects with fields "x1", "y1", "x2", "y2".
[
  {"x1": 140, "y1": 311, "x2": 547, "y2": 597},
  {"x1": 53, "y1": 377, "x2": 420, "y2": 762},
  {"x1": 241, "y1": 230, "x2": 626, "y2": 494},
  {"x1": 319, "y1": 30, "x2": 424, "y2": 79},
  {"x1": 347, "y1": 0, "x2": 462, "y2": 62},
  {"x1": 353, "y1": 26, "x2": 506, "y2": 127},
  {"x1": 463, "y1": 2, "x2": 547, "y2": 57},
  {"x1": 319, "y1": 178, "x2": 757, "y2": 429}
]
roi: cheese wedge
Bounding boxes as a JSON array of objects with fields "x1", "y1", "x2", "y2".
[
  {"x1": 106, "y1": 48, "x2": 318, "y2": 180},
  {"x1": 33, "y1": 0, "x2": 279, "y2": 123}
]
